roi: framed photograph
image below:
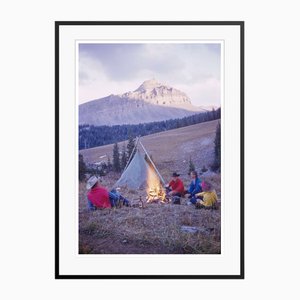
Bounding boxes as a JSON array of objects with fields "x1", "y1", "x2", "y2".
[{"x1": 55, "y1": 21, "x2": 244, "y2": 279}]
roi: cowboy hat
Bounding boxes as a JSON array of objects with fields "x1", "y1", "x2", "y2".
[
  {"x1": 86, "y1": 175, "x2": 99, "y2": 190},
  {"x1": 172, "y1": 172, "x2": 180, "y2": 177}
]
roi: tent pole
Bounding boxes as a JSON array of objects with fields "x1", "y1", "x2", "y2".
[
  {"x1": 113, "y1": 137, "x2": 140, "y2": 188},
  {"x1": 139, "y1": 140, "x2": 165, "y2": 185},
  {"x1": 123, "y1": 136, "x2": 139, "y2": 172}
]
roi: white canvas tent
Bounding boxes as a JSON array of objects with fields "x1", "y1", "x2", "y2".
[{"x1": 114, "y1": 138, "x2": 165, "y2": 189}]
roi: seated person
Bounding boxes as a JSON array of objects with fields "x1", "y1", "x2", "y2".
[
  {"x1": 195, "y1": 181, "x2": 217, "y2": 209},
  {"x1": 186, "y1": 171, "x2": 202, "y2": 205},
  {"x1": 165, "y1": 172, "x2": 185, "y2": 200},
  {"x1": 110, "y1": 188, "x2": 130, "y2": 207},
  {"x1": 86, "y1": 176, "x2": 129, "y2": 210}
]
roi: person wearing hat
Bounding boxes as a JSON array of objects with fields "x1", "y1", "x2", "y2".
[
  {"x1": 186, "y1": 171, "x2": 202, "y2": 205},
  {"x1": 165, "y1": 172, "x2": 185, "y2": 199},
  {"x1": 86, "y1": 176, "x2": 130, "y2": 210},
  {"x1": 195, "y1": 181, "x2": 217, "y2": 209}
]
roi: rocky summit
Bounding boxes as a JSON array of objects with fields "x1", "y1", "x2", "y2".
[
  {"x1": 122, "y1": 79, "x2": 192, "y2": 109},
  {"x1": 79, "y1": 79, "x2": 205, "y2": 126}
]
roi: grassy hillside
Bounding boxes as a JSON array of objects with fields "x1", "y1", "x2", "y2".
[
  {"x1": 79, "y1": 119, "x2": 221, "y2": 254},
  {"x1": 80, "y1": 119, "x2": 219, "y2": 181}
]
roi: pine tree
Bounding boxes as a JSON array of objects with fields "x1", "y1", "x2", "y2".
[
  {"x1": 201, "y1": 165, "x2": 208, "y2": 173},
  {"x1": 121, "y1": 143, "x2": 127, "y2": 170},
  {"x1": 212, "y1": 107, "x2": 216, "y2": 119},
  {"x1": 211, "y1": 122, "x2": 221, "y2": 172},
  {"x1": 127, "y1": 136, "x2": 136, "y2": 163},
  {"x1": 78, "y1": 154, "x2": 86, "y2": 181},
  {"x1": 107, "y1": 156, "x2": 112, "y2": 172},
  {"x1": 188, "y1": 157, "x2": 195, "y2": 174},
  {"x1": 112, "y1": 142, "x2": 121, "y2": 172}
]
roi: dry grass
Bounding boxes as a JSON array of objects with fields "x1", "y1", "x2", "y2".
[
  {"x1": 79, "y1": 181, "x2": 221, "y2": 254},
  {"x1": 79, "y1": 120, "x2": 221, "y2": 254}
]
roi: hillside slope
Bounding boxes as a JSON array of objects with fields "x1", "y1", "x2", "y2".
[
  {"x1": 79, "y1": 119, "x2": 221, "y2": 254},
  {"x1": 80, "y1": 119, "x2": 219, "y2": 181}
]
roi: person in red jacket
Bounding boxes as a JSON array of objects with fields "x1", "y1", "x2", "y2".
[
  {"x1": 86, "y1": 176, "x2": 129, "y2": 210},
  {"x1": 165, "y1": 172, "x2": 185, "y2": 198}
]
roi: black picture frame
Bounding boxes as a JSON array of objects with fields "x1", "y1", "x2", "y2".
[{"x1": 55, "y1": 21, "x2": 244, "y2": 279}]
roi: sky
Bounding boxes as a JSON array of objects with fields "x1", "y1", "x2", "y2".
[{"x1": 78, "y1": 43, "x2": 221, "y2": 107}]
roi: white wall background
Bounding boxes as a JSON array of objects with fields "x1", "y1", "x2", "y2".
[{"x1": 0, "y1": 0, "x2": 299, "y2": 299}]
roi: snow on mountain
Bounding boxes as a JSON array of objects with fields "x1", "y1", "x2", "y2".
[
  {"x1": 79, "y1": 79, "x2": 207, "y2": 126},
  {"x1": 122, "y1": 79, "x2": 194, "y2": 109}
]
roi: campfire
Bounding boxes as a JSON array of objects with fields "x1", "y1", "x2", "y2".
[
  {"x1": 146, "y1": 168, "x2": 167, "y2": 203},
  {"x1": 147, "y1": 186, "x2": 166, "y2": 203}
]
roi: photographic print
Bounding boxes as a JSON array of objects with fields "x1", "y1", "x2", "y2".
[
  {"x1": 56, "y1": 21, "x2": 244, "y2": 278},
  {"x1": 78, "y1": 42, "x2": 222, "y2": 255}
]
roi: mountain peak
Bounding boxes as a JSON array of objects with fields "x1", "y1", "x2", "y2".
[
  {"x1": 79, "y1": 79, "x2": 206, "y2": 126},
  {"x1": 135, "y1": 78, "x2": 162, "y2": 92},
  {"x1": 121, "y1": 79, "x2": 192, "y2": 107}
]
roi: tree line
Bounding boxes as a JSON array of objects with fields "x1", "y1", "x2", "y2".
[
  {"x1": 78, "y1": 136, "x2": 137, "y2": 181},
  {"x1": 111, "y1": 121, "x2": 221, "y2": 175},
  {"x1": 79, "y1": 121, "x2": 221, "y2": 182},
  {"x1": 79, "y1": 108, "x2": 220, "y2": 150}
]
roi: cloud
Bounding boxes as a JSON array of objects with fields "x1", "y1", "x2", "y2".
[
  {"x1": 78, "y1": 43, "x2": 221, "y2": 106},
  {"x1": 175, "y1": 78, "x2": 220, "y2": 106}
]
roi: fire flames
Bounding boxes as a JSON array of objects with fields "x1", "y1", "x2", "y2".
[{"x1": 146, "y1": 168, "x2": 166, "y2": 203}]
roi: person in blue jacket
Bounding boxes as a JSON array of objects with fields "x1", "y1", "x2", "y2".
[{"x1": 187, "y1": 171, "x2": 202, "y2": 205}]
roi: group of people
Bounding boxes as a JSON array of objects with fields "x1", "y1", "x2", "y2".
[
  {"x1": 85, "y1": 171, "x2": 217, "y2": 211},
  {"x1": 165, "y1": 171, "x2": 218, "y2": 209}
]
